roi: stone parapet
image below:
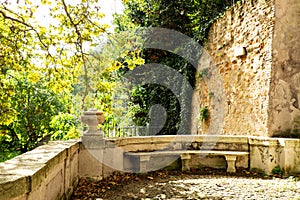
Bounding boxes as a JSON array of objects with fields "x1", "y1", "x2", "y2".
[
  {"x1": 0, "y1": 140, "x2": 80, "y2": 200},
  {"x1": 0, "y1": 136, "x2": 299, "y2": 200},
  {"x1": 249, "y1": 137, "x2": 300, "y2": 174}
]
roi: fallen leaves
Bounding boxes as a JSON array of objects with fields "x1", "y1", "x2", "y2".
[{"x1": 72, "y1": 171, "x2": 173, "y2": 199}]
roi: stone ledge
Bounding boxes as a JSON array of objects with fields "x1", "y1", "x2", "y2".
[
  {"x1": 114, "y1": 135, "x2": 249, "y2": 146},
  {"x1": 0, "y1": 140, "x2": 80, "y2": 200},
  {"x1": 0, "y1": 175, "x2": 29, "y2": 199},
  {"x1": 249, "y1": 137, "x2": 279, "y2": 146},
  {"x1": 125, "y1": 150, "x2": 249, "y2": 157}
]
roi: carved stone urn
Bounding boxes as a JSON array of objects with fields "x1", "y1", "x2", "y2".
[
  {"x1": 81, "y1": 108, "x2": 105, "y2": 135},
  {"x1": 81, "y1": 108, "x2": 105, "y2": 148}
]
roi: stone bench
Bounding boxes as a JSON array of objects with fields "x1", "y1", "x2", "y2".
[{"x1": 125, "y1": 150, "x2": 249, "y2": 173}]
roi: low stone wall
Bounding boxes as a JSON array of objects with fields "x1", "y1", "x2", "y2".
[
  {"x1": 79, "y1": 135, "x2": 250, "y2": 177},
  {"x1": 79, "y1": 135, "x2": 300, "y2": 177},
  {"x1": 250, "y1": 137, "x2": 300, "y2": 174},
  {"x1": 0, "y1": 140, "x2": 79, "y2": 200},
  {"x1": 0, "y1": 136, "x2": 299, "y2": 200}
]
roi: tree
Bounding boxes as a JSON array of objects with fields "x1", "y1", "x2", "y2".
[
  {"x1": 113, "y1": 0, "x2": 239, "y2": 135},
  {"x1": 0, "y1": 0, "x2": 110, "y2": 160},
  {"x1": 1, "y1": 72, "x2": 68, "y2": 153}
]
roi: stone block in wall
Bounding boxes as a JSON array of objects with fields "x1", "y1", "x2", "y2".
[
  {"x1": 278, "y1": 139, "x2": 300, "y2": 174},
  {"x1": 78, "y1": 144, "x2": 104, "y2": 180},
  {"x1": 81, "y1": 134, "x2": 105, "y2": 149},
  {"x1": 0, "y1": 175, "x2": 29, "y2": 200},
  {"x1": 102, "y1": 147, "x2": 124, "y2": 175},
  {"x1": 45, "y1": 168, "x2": 64, "y2": 200},
  {"x1": 249, "y1": 137, "x2": 280, "y2": 174},
  {"x1": 64, "y1": 142, "x2": 79, "y2": 199}
]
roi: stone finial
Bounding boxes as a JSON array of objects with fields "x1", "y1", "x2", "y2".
[{"x1": 81, "y1": 108, "x2": 105, "y2": 134}]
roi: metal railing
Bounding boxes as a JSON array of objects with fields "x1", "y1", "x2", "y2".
[{"x1": 104, "y1": 126, "x2": 164, "y2": 138}]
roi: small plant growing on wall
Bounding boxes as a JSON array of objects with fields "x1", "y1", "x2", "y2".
[
  {"x1": 197, "y1": 68, "x2": 211, "y2": 79},
  {"x1": 272, "y1": 166, "x2": 283, "y2": 176},
  {"x1": 199, "y1": 106, "x2": 209, "y2": 122}
]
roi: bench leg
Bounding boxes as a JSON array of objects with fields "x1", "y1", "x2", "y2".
[
  {"x1": 180, "y1": 154, "x2": 191, "y2": 171},
  {"x1": 225, "y1": 155, "x2": 237, "y2": 173},
  {"x1": 139, "y1": 155, "x2": 151, "y2": 172}
]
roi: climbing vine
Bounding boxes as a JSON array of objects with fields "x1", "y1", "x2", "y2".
[{"x1": 113, "y1": 0, "x2": 240, "y2": 134}]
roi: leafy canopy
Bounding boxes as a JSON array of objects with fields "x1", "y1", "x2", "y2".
[{"x1": 0, "y1": 0, "x2": 113, "y2": 157}]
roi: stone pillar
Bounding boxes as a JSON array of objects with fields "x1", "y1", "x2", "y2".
[
  {"x1": 180, "y1": 154, "x2": 191, "y2": 171},
  {"x1": 249, "y1": 137, "x2": 280, "y2": 174},
  {"x1": 278, "y1": 139, "x2": 299, "y2": 174},
  {"x1": 81, "y1": 108, "x2": 105, "y2": 148},
  {"x1": 79, "y1": 108, "x2": 106, "y2": 180}
]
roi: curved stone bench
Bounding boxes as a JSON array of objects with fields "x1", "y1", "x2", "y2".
[{"x1": 125, "y1": 150, "x2": 249, "y2": 173}]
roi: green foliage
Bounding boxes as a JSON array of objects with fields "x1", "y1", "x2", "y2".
[
  {"x1": 0, "y1": 0, "x2": 112, "y2": 161},
  {"x1": 187, "y1": 0, "x2": 240, "y2": 43},
  {"x1": 0, "y1": 134, "x2": 21, "y2": 162},
  {"x1": 197, "y1": 68, "x2": 210, "y2": 79},
  {"x1": 272, "y1": 166, "x2": 284, "y2": 175},
  {"x1": 0, "y1": 0, "x2": 109, "y2": 123},
  {"x1": 199, "y1": 106, "x2": 209, "y2": 122},
  {"x1": 113, "y1": 0, "x2": 240, "y2": 134},
  {"x1": 50, "y1": 113, "x2": 81, "y2": 141},
  {"x1": 0, "y1": 73, "x2": 68, "y2": 153}
]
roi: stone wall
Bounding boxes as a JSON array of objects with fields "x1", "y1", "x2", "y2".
[
  {"x1": 0, "y1": 136, "x2": 300, "y2": 199},
  {"x1": 78, "y1": 135, "x2": 250, "y2": 175},
  {"x1": 0, "y1": 141, "x2": 79, "y2": 200},
  {"x1": 196, "y1": 0, "x2": 275, "y2": 136},
  {"x1": 268, "y1": 0, "x2": 300, "y2": 136},
  {"x1": 249, "y1": 137, "x2": 300, "y2": 174}
]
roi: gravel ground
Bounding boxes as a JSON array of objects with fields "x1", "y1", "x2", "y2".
[{"x1": 72, "y1": 170, "x2": 300, "y2": 200}]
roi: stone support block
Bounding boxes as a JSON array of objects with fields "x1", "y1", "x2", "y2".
[
  {"x1": 225, "y1": 155, "x2": 237, "y2": 173},
  {"x1": 180, "y1": 154, "x2": 191, "y2": 171},
  {"x1": 249, "y1": 137, "x2": 279, "y2": 174},
  {"x1": 278, "y1": 139, "x2": 300, "y2": 174},
  {"x1": 139, "y1": 155, "x2": 151, "y2": 173}
]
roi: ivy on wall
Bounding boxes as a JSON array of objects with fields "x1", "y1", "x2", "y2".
[{"x1": 113, "y1": 0, "x2": 240, "y2": 135}]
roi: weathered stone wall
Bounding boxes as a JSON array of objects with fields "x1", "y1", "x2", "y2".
[
  {"x1": 249, "y1": 137, "x2": 300, "y2": 174},
  {"x1": 1, "y1": 135, "x2": 300, "y2": 199},
  {"x1": 78, "y1": 135, "x2": 250, "y2": 175},
  {"x1": 196, "y1": 0, "x2": 275, "y2": 136},
  {"x1": 0, "y1": 140, "x2": 79, "y2": 200},
  {"x1": 268, "y1": 0, "x2": 300, "y2": 136}
]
